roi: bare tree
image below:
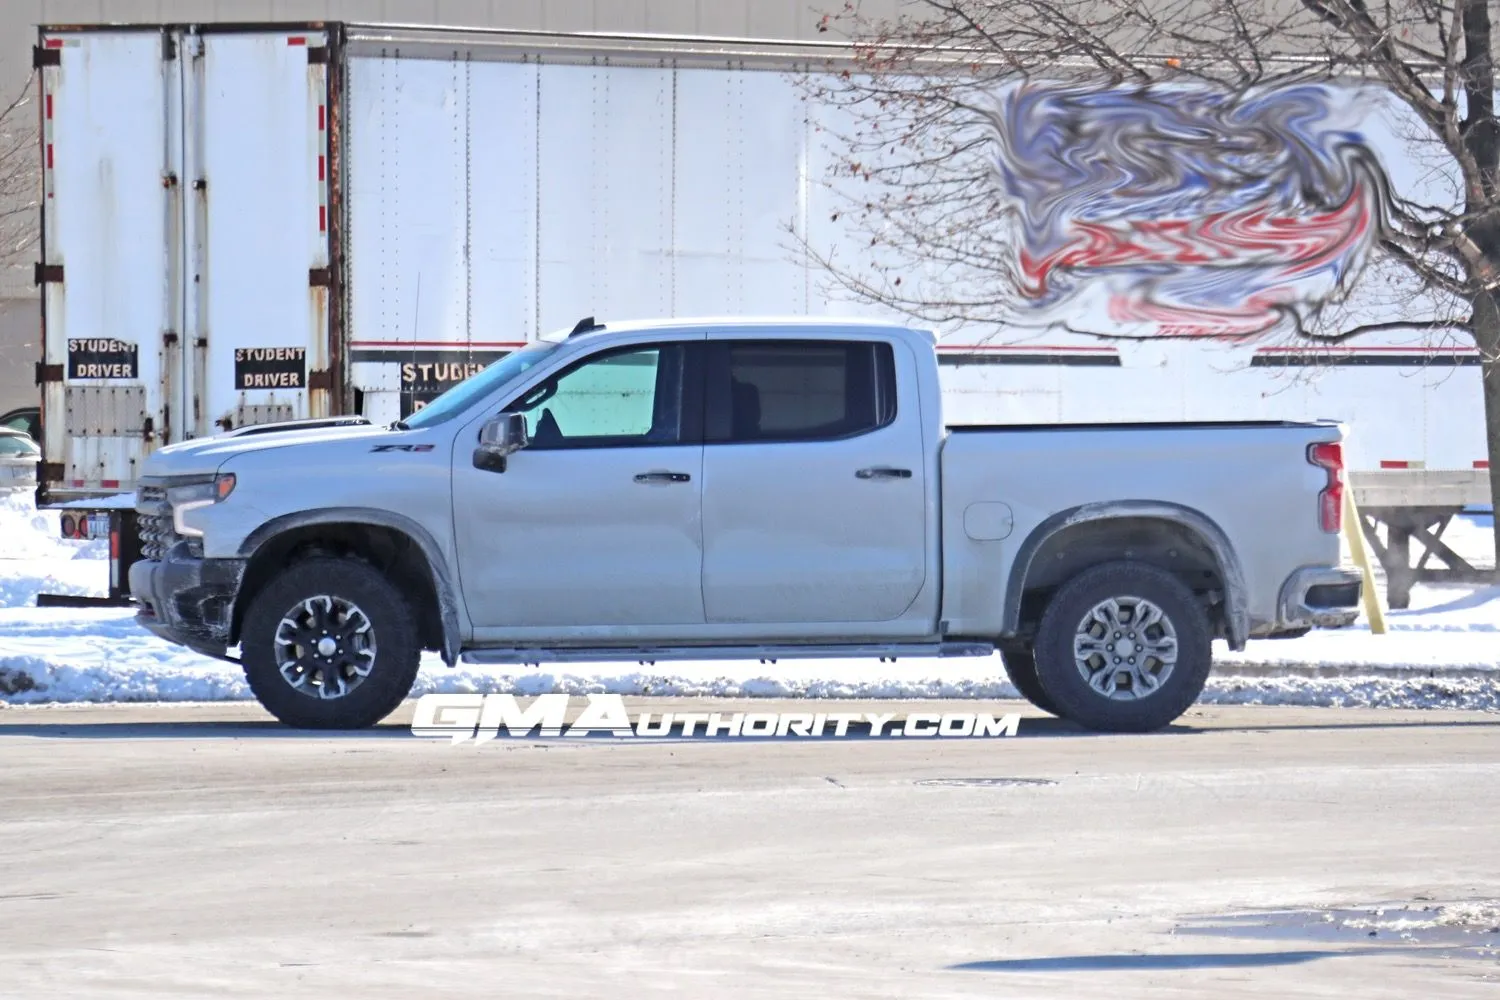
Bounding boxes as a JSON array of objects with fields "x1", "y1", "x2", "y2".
[
  {"x1": 0, "y1": 75, "x2": 39, "y2": 285},
  {"x1": 804, "y1": 0, "x2": 1500, "y2": 564}
]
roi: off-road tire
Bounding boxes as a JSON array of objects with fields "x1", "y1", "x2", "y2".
[
  {"x1": 241, "y1": 557, "x2": 421, "y2": 729},
  {"x1": 1032, "y1": 561, "x2": 1212, "y2": 733}
]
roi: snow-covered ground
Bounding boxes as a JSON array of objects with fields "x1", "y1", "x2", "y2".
[{"x1": 1, "y1": 490, "x2": 1497, "y2": 710}]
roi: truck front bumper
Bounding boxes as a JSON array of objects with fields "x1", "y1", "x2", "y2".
[
  {"x1": 1277, "y1": 566, "x2": 1363, "y2": 630},
  {"x1": 129, "y1": 547, "x2": 246, "y2": 659}
]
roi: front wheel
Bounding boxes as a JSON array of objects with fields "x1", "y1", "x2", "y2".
[
  {"x1": 1032, "y1": 561, "x2": 1212, "y2": 733},
  {"x1": 241, "y1": 557, "x2": 421, "y2": 729}
]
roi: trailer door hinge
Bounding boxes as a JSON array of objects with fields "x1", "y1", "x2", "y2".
[
  {"x1": 307, "y1": 45, "x2": 329, "y2": 64},
  {"x1": 308, "y1": 369, "x2": 333, "y2": 391},
  {"x1": 309, "y1": 266, "x2": 332, "y2": 287},
  {"x1": 34, "y1": 262, "x2": 63, "y2": 285},
  {"x1": 33, "y1": 45, "x2": 61, "y2": 68},
  {"x1": 35, "y1": 362, "x2": 63, "y2": 385},
  {"x1": 163, "y1": 32, "x2": 177, "y2": 61}
]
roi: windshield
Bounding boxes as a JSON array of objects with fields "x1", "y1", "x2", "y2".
[{"x1": 398, "y1": 341, "x2": 562, "y2": 430}]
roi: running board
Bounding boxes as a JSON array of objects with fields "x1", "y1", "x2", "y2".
[{"x1": 460, "y1": 642, "x2": 996, "y2": 666}]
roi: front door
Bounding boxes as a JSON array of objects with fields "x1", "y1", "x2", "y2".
[{"x1": 453, "y1": 340, "x2": 705, "y2": 637}]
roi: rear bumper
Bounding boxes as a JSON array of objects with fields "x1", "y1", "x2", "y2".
[
  {"x1": 1277, "y1": 566, "x2": 1363, "y2": 630},
  {"x1": 129, "y1": 547, "x2": 246, "y2": 658}
]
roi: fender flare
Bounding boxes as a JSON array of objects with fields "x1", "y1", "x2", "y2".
[
  {"x1": 238, "y1": 507, "x2": 463, "y2": 665},
  {"x1": 1002, "y1": 500, "x2": 1249, "y2": 649}
]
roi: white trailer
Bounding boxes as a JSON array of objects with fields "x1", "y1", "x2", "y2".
[{"x1": 31, "y1": 21, "x2": 1492, "y2": 601}]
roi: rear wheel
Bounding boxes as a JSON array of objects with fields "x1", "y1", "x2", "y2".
[
  {"x1": 1032, "y1": 561, "x2": 1212, "y2": 733},
  {"x1": 241, "y1": 557, "x2": 421, "y2": 729},
  {"x1": 999, "y1": 644, "x2": 1058, "y2": 715}
]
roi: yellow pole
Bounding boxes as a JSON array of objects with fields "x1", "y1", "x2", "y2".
[{"x1": 1342, "y1": 488, "x2": 1386, "y2": 635}]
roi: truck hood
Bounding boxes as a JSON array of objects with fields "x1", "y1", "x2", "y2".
[{"x1": 142, "y1": 422, "x2": 394, "y2": 479}]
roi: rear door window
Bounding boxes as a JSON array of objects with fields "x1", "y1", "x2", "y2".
[{"x1": 706, "y1": 340, "x2": 897, "y2": 443}]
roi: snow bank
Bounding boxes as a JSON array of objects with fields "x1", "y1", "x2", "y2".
[
  {"x1": 0, "y1": 492, "x2": 108, "y2": 561},
  {"x1": 3, "y1": 589, "x2": 1498, "y2": 709},
  {"x1": 0, "y1": 493, "x2": 109, "y2": 608},
  {"x1": 0, "y1": 486, "x2": 1496, "y2": 711}
]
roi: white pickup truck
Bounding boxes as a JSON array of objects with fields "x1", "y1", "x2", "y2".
[{"x1": 129, "y1": 318, "x2": 1361, "y2": 731}]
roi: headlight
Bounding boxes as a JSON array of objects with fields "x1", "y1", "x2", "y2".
[{"x1": 168, "y1": 474, "x2": 236, "y2": 537}]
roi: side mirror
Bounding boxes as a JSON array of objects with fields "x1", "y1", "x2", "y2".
[{"x1": 473, "y1": 412, "x2": 529, "y2": 473}]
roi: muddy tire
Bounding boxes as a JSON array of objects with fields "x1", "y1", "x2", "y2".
[
  {"x1": 1032, "y1": 561, "x2": 1211, "y2": 733},
  {"x1": 241, "y1": 557, "x2": 420, "y2": 729}
]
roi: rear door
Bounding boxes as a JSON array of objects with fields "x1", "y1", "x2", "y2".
[
  {"x1": 38, "y1": 29, "x2": 174, "y2": 493},
  {"x1": 36, "y1": 25, "x2": 335, "y2": 496},
  {"x1": 184, "y1": 28, "x2": 333, "y2": 436},
  {"x1": 699, "y1": 336, "x2": 931, "y2": 630}
]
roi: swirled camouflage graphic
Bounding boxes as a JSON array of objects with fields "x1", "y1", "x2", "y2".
[{"x1": 984, "y1": 81, "x2": 1389, "y2": 337}]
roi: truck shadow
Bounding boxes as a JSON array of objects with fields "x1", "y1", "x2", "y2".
[
  {"x1": 0, "y1": 717, "x2": 1085, "y2": 740},
  {"x1": 949, "y1": 945, "x2": 1453, "y2": 972},
  {"x1": 5, "y1": 712, "x2": 1499, "y2": 741},
  {"x1": 0, "y1": 720, "x2": 416, "y2": 740}
]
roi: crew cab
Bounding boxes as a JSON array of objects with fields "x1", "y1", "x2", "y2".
[{"x1": 129, "y1": 318, "x2": 1362, "y2": 731}]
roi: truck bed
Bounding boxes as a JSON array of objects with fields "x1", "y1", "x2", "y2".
[{"x1": 947, "y1": 420, "x2": 1339, "y2": 432}]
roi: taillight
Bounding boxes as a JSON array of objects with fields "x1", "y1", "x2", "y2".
[{"x1": 1308, "y1": 441, "x2": 1343, "y2": 533}]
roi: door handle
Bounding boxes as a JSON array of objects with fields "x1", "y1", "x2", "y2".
[
  {"x1": 634, "y1": 471, "x2": 692, "y2": 484},
  {"x1": 856, "y1": 467, "x2": 912, "y2": 480}
]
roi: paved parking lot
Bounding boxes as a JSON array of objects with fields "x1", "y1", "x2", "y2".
[{"x1": 2, "y1": 700, "x2": 1499, "y2": 998}]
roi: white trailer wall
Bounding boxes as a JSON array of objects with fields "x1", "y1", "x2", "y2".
[{"x1": 337, "y1": 30, "x2": 1490, "y2": 489}]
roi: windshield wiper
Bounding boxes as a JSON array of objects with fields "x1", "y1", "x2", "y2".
[{"x1": 390, "y1": 419, "x2": 409, "y2": 431}]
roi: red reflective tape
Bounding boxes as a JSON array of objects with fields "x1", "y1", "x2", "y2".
[
  {"x1": 318, "y1": 205, "x2": 326, "y2": 232},
  {"x1": 317, "y1": 105, "x2": 325, "y2": 131},
  {"x1": 45, "y1": 144, "x2": 53, "y2": 168},
  {"x1": 317, "y1": 155, "x2": 325, "y2": 181},
  {"x1": 1379, "y1": 460, "x2": 1410, "y2": 469},
  {"x1": 44, "y1": 38, "x2": 63, "y2": 48},
  {"x1": 71, "y1": 479, "x2": 84, "y2": 487},
  {"x1": 110, "y1": 529, "x2": 119, "y2": 560},
  {"x1": 287, "y1": 36, "x2": 307, "y2": 45},
  {"x1": 101, "y1": 479, "x2": 119, "y2": 488},
  {"x1": 350, "y1": 340, "x2": 529, "y2": 348},
  {"x1": 1477, "y1": 460, "x2": 1491, "y2": 469},
  {"x1": 938, "y1": 344, "x2": 1117, "y2": 353},
  {"x1": 45, "y1": 94, "x2": 52, "y2": 119}
]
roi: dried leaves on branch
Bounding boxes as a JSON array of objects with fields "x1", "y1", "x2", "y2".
[
  {"x1": 806, "y1": 0, "x2": 1499, "y2": 561},
  {"x1": 803, "y1": 0, "x2": 1498, "y2": 348},
  {"x1": 0, "y1": 76, "x2": 39, "y2": 275}
]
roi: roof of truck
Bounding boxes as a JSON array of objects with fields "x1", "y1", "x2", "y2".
[{"x1": 542, "y1": 316, "x2": 935, "y2": 343}]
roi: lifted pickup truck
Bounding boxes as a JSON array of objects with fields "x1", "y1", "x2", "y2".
[{"x1": 130, "y1": 318, "x2": 1362, "y2": 731}]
